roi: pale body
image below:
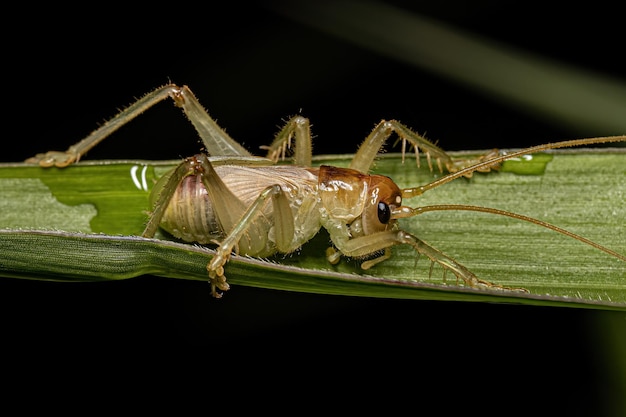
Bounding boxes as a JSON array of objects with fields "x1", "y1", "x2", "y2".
[{"x1": 156, "y1": 161, "x2": 404, "y2": 266}]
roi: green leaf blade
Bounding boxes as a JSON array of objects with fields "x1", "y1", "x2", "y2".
[{"x1": 0, "y1": 150, "x2": 624, "y2": 309}]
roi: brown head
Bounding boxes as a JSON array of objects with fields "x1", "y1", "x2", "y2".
[{"x1": 317, "y1": 165, "x2": 402, "y2": 237}]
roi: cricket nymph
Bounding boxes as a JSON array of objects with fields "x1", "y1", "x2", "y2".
[{"x1": 27, "y1": 83, "x2": 626, "y2": 297}]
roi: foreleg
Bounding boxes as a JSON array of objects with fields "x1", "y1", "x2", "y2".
[
  {"x1": 330, "y1": 229, "x2": 523, "y2": 291},
  {"x1": 349, "y1": 120, "x2": 501, "y2": 176}
]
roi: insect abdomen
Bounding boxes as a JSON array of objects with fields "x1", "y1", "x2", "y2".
[{"x1": 159, "y1": 174, "x2": 222, "y2": 244}]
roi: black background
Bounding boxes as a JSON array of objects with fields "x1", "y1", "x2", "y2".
[{"x1": 2, "y1": 1, "x2": 625, "y2": 414}]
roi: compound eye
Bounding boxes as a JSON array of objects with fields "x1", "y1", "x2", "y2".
[{"x1": 377, "y1": 202, "x2": 391, "y2": 224}]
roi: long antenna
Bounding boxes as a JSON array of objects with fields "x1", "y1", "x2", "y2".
[
  {"x1": 401, "y1": 136, "x2": 626, "y2": 199},
  {"x1": 392, "y1": 204, "x2": 626, "y2": 262}
]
